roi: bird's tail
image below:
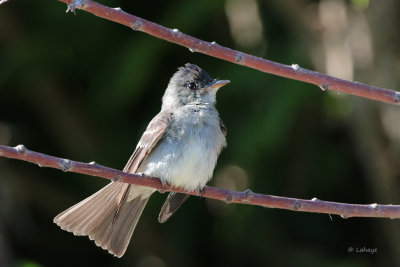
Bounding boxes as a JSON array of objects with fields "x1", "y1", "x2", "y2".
[{"x1": 54, "y1": 182, "x2": 152, "y2": 257}]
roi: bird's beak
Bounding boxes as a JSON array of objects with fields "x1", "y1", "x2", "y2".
[{"x1": 205, "y1": 80, "x2": 230, "y2": 91}]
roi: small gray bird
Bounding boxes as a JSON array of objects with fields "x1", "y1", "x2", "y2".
[{"x1": 54, "y1": 63, "x2": 229, "y2": 257}]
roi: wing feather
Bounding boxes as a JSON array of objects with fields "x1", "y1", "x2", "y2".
[
  {"x1": 115, "y1": 111, "x2": 172, "y2": 216},
  {"x1": 123, "y1": 111, "x2": 172, "y2": 173}
]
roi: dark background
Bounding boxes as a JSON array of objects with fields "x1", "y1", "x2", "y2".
[{"x1": 1, "y1": 0, "x2": 400, "y2": 266}]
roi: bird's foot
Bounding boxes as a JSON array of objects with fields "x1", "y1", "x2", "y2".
[
  {"x1": 158, "y1": 179, "x2": 167, "y2": 194},
  {"x1": 195, "y1": 186, "x2": 206, "y2": 198}
]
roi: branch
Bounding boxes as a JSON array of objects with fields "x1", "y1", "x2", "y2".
[
  {"x1": 57, "y1": 0, "x2": 400, "y2": 105},
  {"x1": 0, "y1": 144, "x2": 399, "y2": 219}
]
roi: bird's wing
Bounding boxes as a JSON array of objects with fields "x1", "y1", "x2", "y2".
[
  {"x1": 123, "y1": 111, "x2": 172, "y2": 173},
  {"x1": 115, "y1": 111, "x2": 172, "y2": 217}
]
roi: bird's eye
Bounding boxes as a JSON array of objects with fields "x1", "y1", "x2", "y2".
[{"x1": 187, "y1": 82, "x2": 197, "y2": 90}]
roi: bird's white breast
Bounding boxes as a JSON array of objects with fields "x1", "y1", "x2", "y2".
[{"x1": 140, "y1": 105, "x2": 226, "y2": 191}]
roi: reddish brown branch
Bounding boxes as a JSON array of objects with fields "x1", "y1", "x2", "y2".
[
  {"x1": 0, "y1": 144, "x2": 399, "y2": 219},
  {"x1": 57, "y1": 0, "x2": 400, "y2": 105}
]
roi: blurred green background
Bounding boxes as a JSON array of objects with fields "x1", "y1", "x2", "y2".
[{"x1": 1, "y1": 0, "x2": 400, "y2": 266}]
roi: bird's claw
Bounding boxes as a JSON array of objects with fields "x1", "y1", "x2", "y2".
[
  {"x1": 196, "y1": 187, "x2": 205, "y2": 198},
  {"x1": 158, "y1": 179, "x2": 167, "y2": 194}
]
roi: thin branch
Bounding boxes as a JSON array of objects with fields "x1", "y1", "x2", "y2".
[
  {"x1": 0, "y1": 144, "x2": 399, "y2": 219},
  {"x1": 57, "y1": 0, "x2": 400, "y2": 105}
]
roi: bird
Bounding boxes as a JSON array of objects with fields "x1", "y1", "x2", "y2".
[{"x1": 54, "y1": 63, "x2": 229, "y2": 257}]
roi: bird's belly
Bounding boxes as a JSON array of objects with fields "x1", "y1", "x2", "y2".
[{"x1": 140, "y1": 120, "x2": 225, "y2": 191}]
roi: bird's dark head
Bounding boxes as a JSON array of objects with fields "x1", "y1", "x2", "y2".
[{"x1": 162, "y1": 63, "x2": 229, "y2": 110}]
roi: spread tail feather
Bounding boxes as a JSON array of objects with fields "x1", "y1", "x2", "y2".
[{"x1": 54, "y1": 182, "x2": 151, "y2": 257}]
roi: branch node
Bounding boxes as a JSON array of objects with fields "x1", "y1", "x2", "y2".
[
  {"x1": 112, "y1": 174, "x2": 122, "y2": 182},
  {"x1": 66, "y1": 0, "x2": 87, "y2": 14},
  {"x1": 291, "y1": 64, "x2": 299, "y2": 71},
  {"x1": 172, "y1": 28, "x2": 180, "y2": 37},
  {"x1": 394, "y1": 91, "x2": 400, "y2": 103},
  {"x1": 61, "y1": 159, "x2": 72, "y2": 172},
  {"x1": 15, "y1": 144, "x2": 26, "y2": 154},
  {"x1": 89, "y1": 161, "x2": 96, "y2": 165},
  {"x1": 341, "y1": 214, "x2": 349, "y2": 219},
  {"x1": 371, "y1": 203, "x2": 379, "y2": 211},
  {"x1": 131, "y1": 20, "x2": 143, "y2": 31},
  {"x1": 188, "y1": 47, "x2": 197, "y2": 53},
  {"x1": 235, "y1": 53, "x2": 244, "y2": 64},
  {"x1": 225, "y1": 194, "x2": 233, "y2": 204},
  {"x1": 311, "y1": 197, "x2": 320, "y2": 201},
  {"x1": 244, "y1": 188, "x2": 253, "y2": 196},
  {"x1": 242, "y1": 189, "x2": 253, "y2": 202},
  {"x1": 293, "y1": 201, "x2": 301, "y2": 211},
  {"x1": 207, "y1": 41, "x2": 220, "y2": 52},
  {"x1": 320, "y1": 83, "x2": 329, "y2": 91},
  {"x1": 113, "y1": 7, "x2": 122, "y2": 12}
]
